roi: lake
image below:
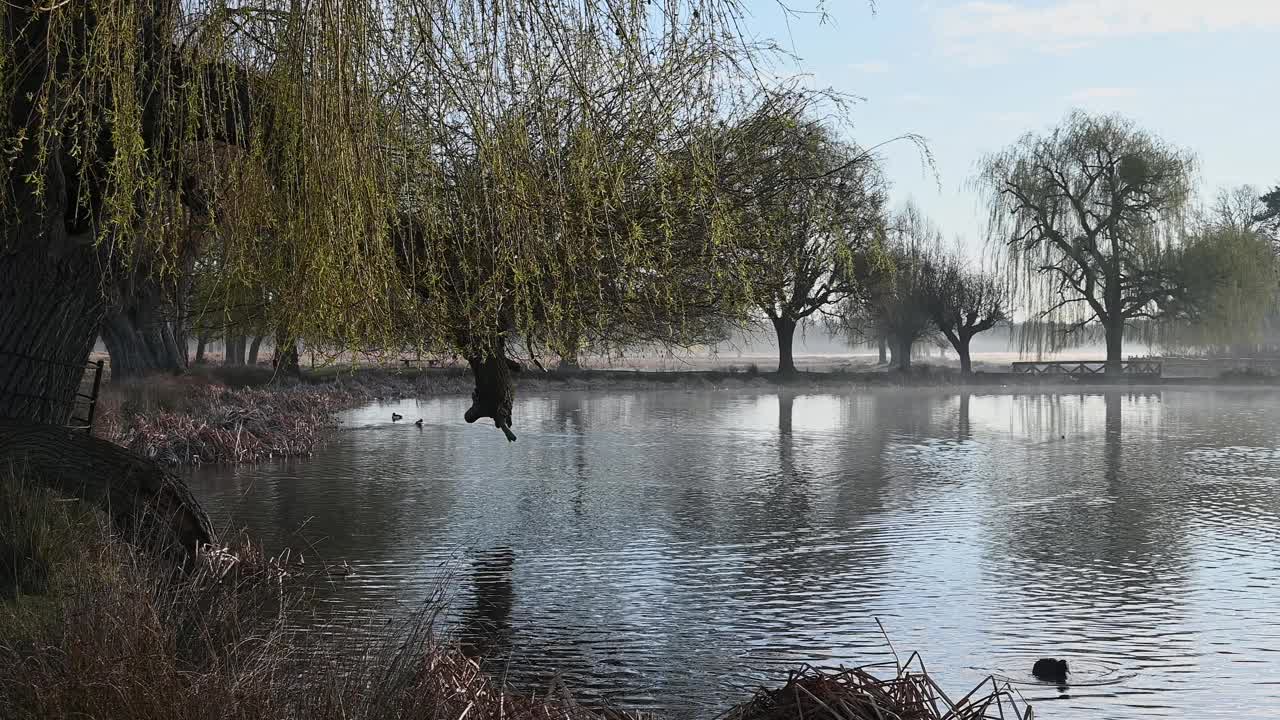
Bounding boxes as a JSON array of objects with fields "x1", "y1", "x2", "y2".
[{"x1": 190, "y1": 389, "x2": 1280, "y2": 718}]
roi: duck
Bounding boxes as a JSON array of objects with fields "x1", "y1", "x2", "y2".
[
  {"x1": 415, "y1": 418, "x2": 423, "y2": 428},
  {"x1": 1032, "y1": 658, "x2": 1069, "y2": 683},
  {"x1": 391, "y1": 413, "x2": 403, "y2": 422}
]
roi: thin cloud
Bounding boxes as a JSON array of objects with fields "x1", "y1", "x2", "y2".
[
  {"x1": 936, "y1": 0, "x2": 1280, "y2": 59},
  {"x1": 849, "y1": 60, "x2": 891, "y2": 74},
  {"x1": 1066, "y1": 87, "x2": 1139, "y2": 103},
  {"x1": 895, "y1": 93, "x2": 937, "y2": 107}
]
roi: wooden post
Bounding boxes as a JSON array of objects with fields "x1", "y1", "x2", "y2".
[{"x1": 85, "y1": 360, "x2": 105, "y2": 430}]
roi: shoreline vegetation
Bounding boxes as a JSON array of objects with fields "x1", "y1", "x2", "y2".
[
  {"x1": 95, "y1": 360, "x2": 1280, "y2": 467},
  {"x1": 0, "y1": 474, "x2": 1031, "y2": 720}
]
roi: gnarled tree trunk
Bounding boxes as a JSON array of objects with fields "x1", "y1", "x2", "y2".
[
  {"x1": 464, "y1": 336, "x2": 520, "y2": 442},
  {"x1": 1, "y1": 2, "x2": 105, "y2": 425},
  {"x1": 100, "y1": 309, "x2": 185, "y2": 380},
  {"x1": 1, "y1": 420, "x2": 214, "y2": 564},
  {"x1": 0, "y1": 239, "x2": 104, "y2": 426}
]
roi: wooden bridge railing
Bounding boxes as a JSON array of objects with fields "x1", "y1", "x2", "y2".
[{"x1": 1010, "y1": 360, "x2": 1162, "y2": 377}]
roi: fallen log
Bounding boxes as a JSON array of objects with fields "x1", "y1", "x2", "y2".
[{"x1": 0, "y1": 420, "x2": 215, "y2": 565}]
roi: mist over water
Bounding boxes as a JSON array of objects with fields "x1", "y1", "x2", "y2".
[{"x1": 191, "y1": 389, "x2": 1280, "y2": 719}]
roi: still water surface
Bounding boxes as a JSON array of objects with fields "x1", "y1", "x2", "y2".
[{"x1": 191, "y1": 389, "x2": 1280, "y2": 718}]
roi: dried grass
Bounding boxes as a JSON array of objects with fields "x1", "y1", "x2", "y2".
[
  {"x1": 721, "y1": 655, "x2": 1031, "y2": 720},
  {"x1": 93, "y1": 369, "x2": 473, "y2": 466}
]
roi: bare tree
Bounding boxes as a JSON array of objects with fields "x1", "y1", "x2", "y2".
[
  {"x1": 1257, "y1": 185, "x2": 1280, "y2": 241},
  {"x1": 977, "y1": 111, "x2": 1196, "y2": 375},
  {"x1": 921, "y1": 253, "x2": 1007, "y2": 374},
  {"x1": 1202, "y1": 185, "x2": 1272, "y2": 237}
]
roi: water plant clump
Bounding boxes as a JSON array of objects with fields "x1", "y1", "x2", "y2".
[{"x1": 723, "y1": 658, "x2": 1032, "y2": 720}]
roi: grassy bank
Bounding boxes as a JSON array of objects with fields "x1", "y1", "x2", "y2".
[{"x1": 0, "y1": 473, "x2": 1030, "y2": 720}]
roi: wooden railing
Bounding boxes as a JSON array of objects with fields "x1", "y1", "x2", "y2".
[{"x1": 1010, "y1": 359, "x2": 1162, "y2": 377}]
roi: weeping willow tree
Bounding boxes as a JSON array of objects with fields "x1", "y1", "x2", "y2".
[
  {"x1": 977, "y1": 111, "x2": 1197, "y2": 375},
  {"x1": 1, "y1": 0, "x2": 799, "y2": 433},
  {"x1": 383, "y1": 1, "x2": 776, "y2": 438},
  {"x1": 1, "y1": 0, "x2": 402, "y2": 423}
]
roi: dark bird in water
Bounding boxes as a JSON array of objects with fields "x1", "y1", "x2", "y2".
[
  {"x1": 415, "y1": 418, "x2": 423, "y2": 428},
  {"x1": 1032, "y1": 658, "x2": 1069, "y2": 683},
  {"x1": 392, "y1": 413, "x2": 403, "y2": 422}
]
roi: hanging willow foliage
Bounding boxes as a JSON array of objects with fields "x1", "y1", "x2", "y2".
[
  {"x1": 2, "y1": 0, "x2": 804, "y2": 429},
  {"x1": 382, "y1": 0, "x2": 760, "y2": 357}
]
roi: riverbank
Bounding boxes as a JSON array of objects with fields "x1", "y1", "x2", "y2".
[
  {"x1": 0, "y1": 473, "x2": 1030, "y2": 720},
  {"x1": 94, "y1": 367, "x2": 473, "y2": 465},
  {"x1": 94, "y1": 362, "x2": 1280, "y2": 466}
]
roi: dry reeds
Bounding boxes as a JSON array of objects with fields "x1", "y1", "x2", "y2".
[
  {"x1": 93, "y1": 369, "x2": 473, "y2": 466},
  {"x1": 721, "y1": 655, "x2": 1032, "y2": 720}
]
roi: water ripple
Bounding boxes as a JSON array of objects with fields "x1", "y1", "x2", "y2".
[{"x1": 190, "y1": 389, "x2": 1280, "y2": 719}]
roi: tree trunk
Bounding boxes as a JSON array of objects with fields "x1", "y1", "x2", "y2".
[
  {"x1": 247, "y1": 334, "x2": 265, "y2": 366},
  {"x1": 194, "y1": 334, "x2": 207, "y2": 365},
  {"x1": 772, "y1": 316, "x2": 798, "y2": 374},
  {"x1": 99, "y1": 309, "x2": 185, "y2": 380},
  {"x1": 464, "y1": 336, "x2": 520, "y2": 442},
  {"x1": 877, "y1": 336, "x2": 887, "y2": 364},
  {"x1": 0, "y1": 250, "x2": 105, "y2": 425},
  {"x1": 957, "y1": 341, "x2": 972, "y2": 375},
  {"x1": 0, "y1": 420, "x2": 214, "y2": 565},
  {"x1": 224, "y1": 334, "x2": 246, "y2": 366},
  {"x1": 895, "y1": 337, "x2": 913, "y2": 372},
  {"x1": 1105, "y1": 318, "x2": 1124, "y2": 377},
  {"x1": 0, "y1": 2, "x2": 109, "y2": 425},
  {"x1": 272, "y1": 329, "x2": 300, "y2": 377}
]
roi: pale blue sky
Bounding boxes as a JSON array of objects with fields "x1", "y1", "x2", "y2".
[{"x1": 740, "y1": 0, "x2": 1278, "y2": 259}]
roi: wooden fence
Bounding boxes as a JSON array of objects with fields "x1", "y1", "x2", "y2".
[{"x1": 1010, "y1": 360, "x2": 1162, "y2": 377}]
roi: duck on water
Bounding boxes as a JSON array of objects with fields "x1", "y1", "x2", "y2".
[{"x1": 1032, "y1": 658, "x2": 1069, "y2": 683}]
